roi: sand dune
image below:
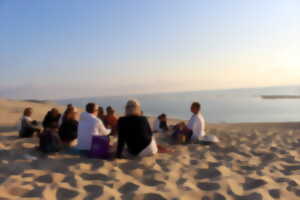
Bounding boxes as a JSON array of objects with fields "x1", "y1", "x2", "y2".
[{"x1": 1, "y1": 99, "x2": 300, "y2": 199}]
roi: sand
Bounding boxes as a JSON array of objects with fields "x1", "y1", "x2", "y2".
[{"x1": 1, "y1": 98, "x2": 300, "y2": 200}]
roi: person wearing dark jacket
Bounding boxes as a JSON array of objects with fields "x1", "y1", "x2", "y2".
[
  {"x1": 39, "y1": 124, "x2": 62, "y2": 153},
  {"x1": 42, "y1": 108, "x2": 61, "y2": 129},
  {"x1": 59, "y1": 108, "x2": 79, "y2": 144},
  {"x1": 116, "y1": 99, "x2": 158, "y2": 158}
]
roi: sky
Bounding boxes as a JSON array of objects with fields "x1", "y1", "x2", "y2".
[{"x1": 0, "y1": 0, "x2": 300, "y2": 99}]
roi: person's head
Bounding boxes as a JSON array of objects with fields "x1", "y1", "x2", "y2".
[
  {"x1": 67, "y1": 104, "x2": 73, "y2": 109},
  {"x1": 106, "y1": 106, "x2": 115, "y2": 116},
  {"x1": 65, "y1": 108, "x2": 79, "y2": 121},
  {"x1": 190, "y1": 102, "x2": 201, "y2": 114},
  {"x1": 125, "y1": 99, "x2": 141, "y2": 116},
  {"x1": 86, "y1": 103, "x2": 99, "y2": 115},
  {"x1": 50, "y1": 108, "x2": 60, "y2": 117},
  {"x1": 158, "y1": 113, "x2": 167, "y2": 122},
  {"x1": 23, "y1": 107, "x2": 33, "y2": 117},
  {"x1": 97, "y1": 106, "x2": 104, "y2": 117}
]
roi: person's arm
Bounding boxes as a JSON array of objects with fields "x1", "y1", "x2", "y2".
[
  {"x1": 97, "y1": 119, "x2": 111, "y2": 136},
  {"x1": 24, "y1": 118, "x2": 37, "y2": 129},
  {"x1": 116, "y1": 120, "x2": 125, "y2": 158},
  {"x1": 153, "y1": 119, "x2": 159, "y2": 132}
]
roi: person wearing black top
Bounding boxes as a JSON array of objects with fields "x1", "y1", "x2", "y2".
[
  {"x1": 59, "y1": 108, "x2": 78, "y2": 144},
  {"x1": 116, "y1": 99, "x2": 158, "y2": 158},
  {"x1": 42, "y1": 108, "x2": 61, "y2": 129}
]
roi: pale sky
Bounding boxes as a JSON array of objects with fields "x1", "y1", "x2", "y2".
[{"x1": 1, "y1": 0, "x2": 300, "y2": 99}]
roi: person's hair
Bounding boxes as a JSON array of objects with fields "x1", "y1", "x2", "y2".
[
  {"x1": 86, "y1": 103, "x2": 98, "y2": 113},
  {"x1": 62, "y1": 107, "x2": 77, "y2": 122},
  {"x1": 67, "y1": 104, "x2": 73, "y2": 109},
  {"x1": 65, "y1": 108, "x2": 76, "y2": 120},
  {"x1": 98, "y1": 106, "x2": 104, "y2": 115},
  {"x1": 51, "y1": 108, "x2": 60, "y2": 116},
  {"x1": 23, "y1": 107, "x2": 33, "y2": 116},
  {"x1": 106, "y1": 106, "x2": 115, "y2": 115},
  {"x1": 191, "y1": 102, "x2": 201, "y2": 110},
  {"x1": 158, "y1": 113, "x2": 166, "y2": 119},
  {"x1": 125, "y1": 99, "x2": 141, "y2": 116}
]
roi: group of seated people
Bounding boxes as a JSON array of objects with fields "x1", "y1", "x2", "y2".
[{"x1": 19, "y1": 100, "x2": 217, "y2": 158}]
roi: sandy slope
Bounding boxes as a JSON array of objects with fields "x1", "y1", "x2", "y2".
[{"x1": 1, "y1": 99, "x2": 300, "y2": 200}]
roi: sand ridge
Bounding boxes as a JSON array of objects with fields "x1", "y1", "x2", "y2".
[{"x1": 0, "y1": 99, "x2": 300, "y2": 199}]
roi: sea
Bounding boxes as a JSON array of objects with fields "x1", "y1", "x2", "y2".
[{"x1": 56, "y1": 86, "x2": 300, "y2": 123}]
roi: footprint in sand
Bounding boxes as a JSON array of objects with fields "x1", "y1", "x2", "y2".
[
  {"x1": 56, "y1": 187, "x2": 79, "y2": 199},
  {"x1": 213, "y1": 193, "x2": 226, "y2": 200},
  {"x1": 143, "y1": 193, "x2": 167, "y2": 200},
  {"x1": 243, "y1": 177, "x2": 267, "y2": 191},
  {"x1": 197, "y1": 182, "x2": 220, "y2": 191},
  {"x1": 118, "y1": 182, "x2": 139, "y2": 194},
  {"x1": 234, "y1": 192, "x2": 262, "y2": 200},
  {"x1": 81, "y1": 173, "x2": 112, "y2": 181},
  {"x1": 62, "y1": 175, "x2": 77, "y2": 187},
  {"x1": 35, "y1": 174, "x2": 53, "y2": 184},
  {"x1": 22, "y1": 186, "x2": 45, "y2": 198},
  {"x1": 268, "y1": 189, "x2": 281, "y2": 199},
  {"x1": 84, "y1": 185, "x2": 103, "y2": 199},
  {"x1": 195, "y1": 168, "x2": 221, "y2": 180}
]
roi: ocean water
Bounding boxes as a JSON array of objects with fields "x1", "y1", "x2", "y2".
[{"x1": 56, "y1": 86, "x2": 300, "y2": 123}]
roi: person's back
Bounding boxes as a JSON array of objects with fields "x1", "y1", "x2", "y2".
[
  {"x1": 188, "y1": 112, "x2": 206, "y2": 140},
  {"x1": 117, "y1": 115, "x2": 152, "y2": 156},
  {"x1": 39, "y1": 127, "x2": 62, "y2": 153},
  {"x1": 59, "y1": 119, "x2": 78, "y2": 143},
  {"x1": 77, "y1": 112, "x2": 97, "y2": 150},
  {"x1": 77, "y1": 103, "x2": 110, "y2": 151}
]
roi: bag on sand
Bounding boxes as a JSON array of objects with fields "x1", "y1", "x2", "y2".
[
  {"x1": 199, "y1": 135, "x2": 220, "y2": 145},
  {"x1": 89, "y1": 136, "x2": 111, "y2": 159}
]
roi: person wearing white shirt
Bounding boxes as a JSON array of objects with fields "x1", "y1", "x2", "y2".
[
  {"x1": 187, "y1": 104, "x2": 206, "y2": 140},
  {"x1": 173, "y1": 102, "x2": 206, "y2": 143},
  {"x1": 77, "y1": 103, "x2": 111, "y2": 151}
]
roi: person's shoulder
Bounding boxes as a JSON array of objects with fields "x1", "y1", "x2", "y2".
[
  {"x1": 118, "y1": 116, "x2": 128, "y2": 123},
  {"x1": 139, "y1": 116, "x2": 148, "y2": 120},
  {"x1": 137, "y1": 116, "x2": 149, "y2": 124},
  {"x1": 196, "y1": 113, "x2": 205, "y2": 121}
]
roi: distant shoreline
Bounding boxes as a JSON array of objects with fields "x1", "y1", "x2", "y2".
[{"x1": 261, "y1": 95, "x2": 300, "y2": 99}]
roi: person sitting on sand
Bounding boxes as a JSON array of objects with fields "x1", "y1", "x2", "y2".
[
  {"x1": 116, "y1": 100, "x2": 171, "y2": 158},
  {"x1": 153, "y1": 113, "x2": 169, "y2": 133},
  {"x1": 19, "y1": 107, "x2": 41, "y2": 137},
  {"x1": 173, "y1": 102, "x2": 206, "y2": 143},
  {"x1": 38, "y1": 123, "x2": 62, "y2": 153},
  {"x1": 104, "y1": 106, "x2": 119, "y2": 135},
  {"x1": 59, "y1": 104, "x2": 74, "y2": 126},
  {"x1": 77, "y1": 103, "x2": 111, "y2": 151},
  {"x1": 59, "y1": 108, "x2": 79, "y2": 145},
  {"x1": 42, "y1": 108, "x2": 61, "y2": 129}
]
